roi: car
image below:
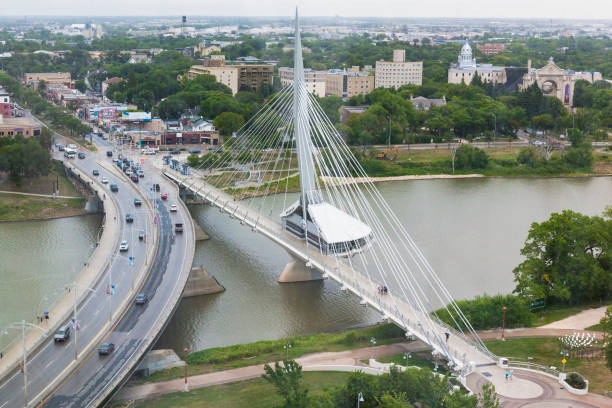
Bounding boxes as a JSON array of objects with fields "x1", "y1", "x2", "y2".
[
  {"x1": 112, "y1": 157, "x2": 118, "y2": 163},
  {"x1": 161, "y1": 193, "x2": 168, "y2": 200},
  {"x1": 125, "y1": 168, "x2": 132, "y2": 176},
  {"x1": 106, "y1": 151, "x2": 113, "y2": 157},
  {"x1": 78, "y1": 152, "x2": 86, "y2": 159},
  {"x1": 119, "y1": 240, "x2": 128, "y2": 251},
  {"x1": 131, "y1": 174, "x2": 139, "y2": 183},
  {"x1": 138, "y1": 170, "x2": 144, "y2": 177},
  {"x1": 138, "y1": 230, "x2": 145, "y2": 241},
  {"x1": 190, "y1": 149, "x2": 201, "y2": 154},
  {"x1": 117, "y1": 160, "x2": 123, "y2": 168},
  {"x1": 54, "y1": 324, "x2": 71, "y2": 343},
  {"x1": 92, "y1": 169, "x2": 99, "y2": 176},
  {"x1": 101, "y1": 177, "x2": 109, "y2": 184},
  {"x1": 125, "y1": 214, "x2": 134, "y2": 223},
  {"x1": 134, "y1": 198, "x2": 142, "y2": 206},
  {"x1": 98, "y1": 343, "x2": 115, "y2": 355},
  {"x1": 118, "y1": 154, "x2": 125, "y2": 161},
  {"x1": 170, "y1": 149, "x2": 181, "y2": 155},
  {"x1": 170, "y1": 204, "x2": 177, "y2": 212},
  {"x1": 58, "y1": 145, "x2": 65, "y2": 151},
  {"x1": 110, "y1": 184, "x2": 119, "y2": 192},
  {"x1": 175, "y1": 223, "x2": 183, "y2": 233},
  {"x1": 135, "y1": 293, "x2": 147, "y2": 305}
]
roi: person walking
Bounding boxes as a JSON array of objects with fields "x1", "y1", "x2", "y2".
[{"x1": 505, "y1": 370, "x2": 509, "y2": 381}]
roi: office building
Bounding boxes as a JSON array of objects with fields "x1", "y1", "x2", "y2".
[{"x1": 375, "y1": 50, "x2": 423, "y2": 89}]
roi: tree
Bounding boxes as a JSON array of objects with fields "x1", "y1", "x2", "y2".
[
  {"x1": 454, "y1": 145, "x2": 489, "y2": 170},
  {"x1": 568, "y1": 128, "x2": 585, "y2": 148},
  {"x1": 376, "y1": 392, "x2": 413, "y2": 408},
  {"x1": 262, "y1": 360, "x2": 308, "y2": 408},
  {"x1": 565, "y1": 146, "x2": 593, "y2": 169},
  {"x1": 214, "y1": 112, "x2": 245, "y2": 136},
  {"x1": 517, "y1": 147, "x2": 541, "y2": 168},
  {"x1": 74, "y1": 79, "x2": 87, "y2": 93},
  {"x1": 479, "y1": 383, "x2": 500, "y2": 408},
  {"x1": 470, "y1": 71, "x2": 484, "y2": 88},
  {"x1": 597, "y1": 306, "x2": 612, "y2": 373},
  {"x1": 318, "y1": 95, "x2": 344, "y2": 123},
  {"x1": 531, "y1": 114, "x2": 554, "y2": 130}
]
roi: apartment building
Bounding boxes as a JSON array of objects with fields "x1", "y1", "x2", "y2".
[
  {"x1": 278, "y1": 67, "x2": 327, "y2": 97},
  {"x1": 326, "y1": 66, "x2": 374, "y2": 99},
  {"x1": 188, "y1": 62, "x2": 273, "y2": 95},
  {"x1": 24, "y1": 72, "x2": 72, "y2": 88},
  {"x1": 375, "y1": 50, "x2": 423, "y2": 89}
]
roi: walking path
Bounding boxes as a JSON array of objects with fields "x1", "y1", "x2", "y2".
[
  {"x1": 540, "y1": 305, "x2": 609, "y2": 330},
  {"x1": 0, "y1": 189, "x2": 81, "y2": 199}
]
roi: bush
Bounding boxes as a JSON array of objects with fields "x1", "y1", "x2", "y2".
[
  {"x1": 455, "y1": 145, "x2": 489, "y2": 170},
  {"x1": 564, "y1": 146, "x2": 593, "y2": 169},
  {"x1": 434, "y1": 294, "x2": 534, "y2": 330},
  {"x1": 565, "y1": 372, "x2": 586, "y2": 389}
]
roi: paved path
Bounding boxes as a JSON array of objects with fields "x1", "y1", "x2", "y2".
[
  {"x1": 0, "y1": 190, "x2": 82, "y2": 199},
  {"x1": 477, "y1": 327, "x2": 605, "y2": 341},
  {"x1": 540, "y1": 306, "x2": 609, "y2": 330}
]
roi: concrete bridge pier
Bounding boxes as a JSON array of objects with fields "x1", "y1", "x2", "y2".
[{"x1": 278, "y1": 254, "x2": 322, "y2": 283}]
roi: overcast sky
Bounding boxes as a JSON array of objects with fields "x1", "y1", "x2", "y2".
[{"x1": 4, "y1": 0, "x2": 612, "y2": 19}]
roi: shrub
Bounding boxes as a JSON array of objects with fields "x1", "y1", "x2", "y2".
[{"x1": 565, "y1": 372, "x2": 586, "y2": 389}]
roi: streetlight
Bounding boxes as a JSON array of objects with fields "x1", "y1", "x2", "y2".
[
  {"x1": 501, "y1": 306, "x2": 507, "y2": 341},
  {"x1": 1, "y1": 320, "x2": 48, "y2": 407},
  {"x1": 492, "y1": 113, "x2": 497, "y2": 146},
  {"x1": 184, "y1": 347, "x2": 190, "y2": 392},
  {"x1": 65, "y1": 280, "x2": 95, "y2": 360},
  {"x1": 403, "y1": 352, "x2": 412, "y2": 366},
  {"x1": 357, "y1": 391, "x2": 364, "y2": 408},
  {"x1": 283, "y1": 342, "x2": 292, "y2": 361}
]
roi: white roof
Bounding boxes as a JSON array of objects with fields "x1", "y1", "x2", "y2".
[{"x1": 307, "y1": 202, "x2": 372, "y2": 245}]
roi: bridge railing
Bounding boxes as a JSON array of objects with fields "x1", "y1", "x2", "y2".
[
  {"x1": 507, "y1": 360, "x2": 560, "y2": 377},
  {"x1": 431, "y1": 317, "x2": 497, "y2": 362}
]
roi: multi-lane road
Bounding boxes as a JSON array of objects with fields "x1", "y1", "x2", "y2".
[{"x1": 0, "y1": 130, "x2": 194, "y2": 408}]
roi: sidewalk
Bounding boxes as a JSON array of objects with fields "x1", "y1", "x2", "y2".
[{"x1": 540, "y1": 305, "x2": 609, "y2": 330}]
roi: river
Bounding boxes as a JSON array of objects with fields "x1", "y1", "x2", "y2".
[
  {"x1": 1, "y1": 177, "x2": 610, "y2": 354},
  {"x1": 154, "y1": 176, "x2": 612, "y2": 352}
]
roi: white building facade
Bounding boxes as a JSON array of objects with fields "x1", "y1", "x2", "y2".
[
  {"x1": 448, "y1": 41, "x2": 507, "y2": 85},
  {"x1": 375, "y1": 50, "x2": 423, "y2": 89},
  {"x1": 278, "y1": 67, "x2": 327, "y2": 97}
]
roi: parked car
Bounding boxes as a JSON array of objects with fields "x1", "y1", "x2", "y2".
[
  {"x1": 190, "y1": 149, "x2": 201, "y2": 154},
  {"x1": 106, "y1": 151, "x2": 113, "y2": 157},
  {"x1": 126, "y1": 214, "x2": 134, "y2": 223},
  {"x1": 131, "y1": 174, "x2": 139, "y2": 183},
  {"x1": 170, "y1": 149, "x2": 180, "y2": 155},
  {"x1": 78, "y1": 152, "x2": 86, "y2": 159},
  {"x1": 119, "y1": 240, "x2": 128, "y2": 251},
  {"x1": 161, "y1": 193, "x2": 168, "y2": 200},
  {"x1": 98, "y1": 343, "x2": 115, "y2": 355},
  {"x1": 54, "y1": 324, "x2": 71, "y2": 343},
  {"x1": 138, "y1": 170, "x2": 145, "y2": 178},
  {"x1": 170, "y1": 204, "x2": 177, "y2": 212},
  {"x1": 175, "y1": 223, "x2": 183, "y2": 233},
  {"x1": 135, "y1": 293, "x2": 147, "y2": 305},
  {"x1": 101, "y1": 177, "x2": 109, "y2": 184},
  {"x1": 134, "y1": 198, "x2": 142, "y2": 206},
  {"x1": 92, "y1": 169, "x2": 99, "y2": 176},
  {"x1": 110, "y1": 184, "x2": 119, "y2": 192}
]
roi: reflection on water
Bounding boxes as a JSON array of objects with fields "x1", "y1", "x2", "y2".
[
  {"x1": 0, "y1": 215, "x2": 103, "y2": 346},
  {"x1": 157, "y1": 176, "x2": 612, "y2": 353}
]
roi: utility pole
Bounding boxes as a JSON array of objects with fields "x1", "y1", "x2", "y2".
[{"x1": 501, "y1": 306, "x2": 507, "y2": 341}]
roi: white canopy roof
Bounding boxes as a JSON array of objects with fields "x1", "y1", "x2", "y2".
[{"x1": 307, "y1": 202, "x2": 372, "y2": 245}]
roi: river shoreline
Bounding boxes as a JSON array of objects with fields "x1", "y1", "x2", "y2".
[{"x1": 0, "y1": 210, "x2": 101, "y2": 223}]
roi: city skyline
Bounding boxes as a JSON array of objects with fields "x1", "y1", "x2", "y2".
[{"x1": 3, "y1": 0, "x2": 612, "y2": 20}]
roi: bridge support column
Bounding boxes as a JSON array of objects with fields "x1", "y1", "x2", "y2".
[{"x1": 278, "y1": 255, "x2": 322, "y2": 283}]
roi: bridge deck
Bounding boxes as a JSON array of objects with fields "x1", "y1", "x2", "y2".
[{"x1": 165, "y1": 168, "x2": 495, "y2": 373}]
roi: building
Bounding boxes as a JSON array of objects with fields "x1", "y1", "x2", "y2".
[
  {"x1": 341, "y1": 106, "x2": 368, "y2": 125},
  {"x1": 195, "y1": 44, "x2": 222, "y2": 57},
  {"x1": 0, "y1": 115, "x2": 41, "y2": 138},
  {"x1": 375, "y1": 50, "x2": 423, "y2": 89},
  {"x1": 326, "y1": 66, "x2": 374, "y2": 99},
  {"x1": 188, "y1": 62, "x2": 273, "y2": 95},
  {"x1": 409, "y1": 96, "x2": 446, "y2": 111},
  {"x1": 477, "y1": 43, "x2": 505, "y2": 56},
  {"x1": 520, "y1": 57, "x2": 603, "y2": 108},
  {"x1": 164, "y1": 115, "x2": 220, "y2": 145},
  {"x1": 24, "y1": 72, "x2": 72, "y2": 88},
  {"x1": 0, "y1": 89, "x2": 12, "y2": 118},
  {"x1": 200, "y1": 55, "x2": 226, "y2": 67},
  {"x1": 127, "y1": 54, "x2": 152, "y2": 64},
  {"x1": 448, "y1": 41, "x2": 507, "y2": 85},
  {"x1": 102, "y1": 77, "x2": 123, "y2": 97},
  {"x1": 282, "y1": 44, "x2": 311, "y2": 54},
  {"x1": 278, "y1": 67, "x2": 327, "y2": 97}
]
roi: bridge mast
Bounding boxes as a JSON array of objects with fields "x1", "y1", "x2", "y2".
[{"x1": 293, "y1": 8, "x2": 318, "y2": 225}]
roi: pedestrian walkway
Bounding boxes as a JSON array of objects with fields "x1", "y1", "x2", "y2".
[
  {"x1": 540, "y1": 305, "x2": 609, "y2": 330},
  {"x1": 0, "y1": 189, "x2": 81, "y2": 199}
]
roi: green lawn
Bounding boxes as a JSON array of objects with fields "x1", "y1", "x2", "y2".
[
  {"x1": 0, "y1": 193, "x2": 86, "y2": 221},
  {"x1": 377, "y1": 352, "x2": 450, "y2": 375},
  {"x1": 129, "y1": 371, "x2": 350, "y2": 408},
  {"x1": 484, "y1": 337, "x2": 611, "y2": 395}
]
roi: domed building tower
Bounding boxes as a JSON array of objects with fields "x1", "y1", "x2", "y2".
[
  {"x1": 458, "y1": 40, "x2": 476, "y2": 69},
  {"x1": 448, "y1": 39, "x2": 507, "y2": 85}
]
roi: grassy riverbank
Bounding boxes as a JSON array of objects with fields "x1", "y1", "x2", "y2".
[
  {"x1": 0, "y1": 160, "x2": 88, "y2": 221},
  {"x1": 133, "y1": 323, "x2": 405, "y2": 384}
]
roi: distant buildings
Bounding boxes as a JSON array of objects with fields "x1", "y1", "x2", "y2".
[
  {"x1": 520, "y1": 57, "x2": 603, "y2": 107},
  {"x1": 375, "y1": 50, "x2": 423, "y2": 89},
  {"x1": 0, "y1": 115, "x2": 40, "y2": 138},
  {"x1": 326, "y1": 66, "x2": 374, "y2": 98},
  {"x1": 341, "y1": 106, "x2": 368, "y2": 124},
  {"x1": 187, "y1": 59, "x2": 273, "y2": 95},
  {"x1": 278, "y1": 67, "x2": 327, "y2": 97},
  {"x1": 195, "y1": 44, "x2": 221, "y2": 57},
  {"x1": 102, "y1": 77, "x2": 122, "y2": 97},
  {"x1": 408, "y1": 96, "x2": 446, "y2": 111},
  {"x1": 24, "y1": 72, "x2": 72, "y2": 88},
  {"x1": 448, "y1": 41, "x2": 507, "y2": 85},
  {"x1": 477, "y1": 43, "x2": 505, "y2": 56},
  {"x1": 0, "y1": 89, "x2": 12, "y2": 118},
  {"x1": 164, "y1": 114, "x2": 220, "y2": 145}
]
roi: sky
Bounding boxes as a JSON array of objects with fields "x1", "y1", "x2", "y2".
[{"x1": 4, "y1": 0, "x2": 612, "y2": 19}]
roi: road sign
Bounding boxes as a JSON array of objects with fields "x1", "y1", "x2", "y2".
[
  {"x1": 561, "y1": 358, "x2": 567, "y2": 364},
  {"x1": 529, "y1": 298, "x2": 546, "y2": 311}
]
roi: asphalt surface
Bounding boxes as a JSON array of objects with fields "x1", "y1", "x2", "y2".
[{"x1": 0, "y1": 128, "x2": 192, "y2": 408}]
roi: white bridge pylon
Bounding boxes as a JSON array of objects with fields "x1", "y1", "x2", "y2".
[{"x1": 168, "y1": 8, "x2": 496, "y2": 374}]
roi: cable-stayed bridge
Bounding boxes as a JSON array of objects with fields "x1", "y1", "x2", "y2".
[{"x1": 164, "y1": 9, "x2": 497, "y2": 380}]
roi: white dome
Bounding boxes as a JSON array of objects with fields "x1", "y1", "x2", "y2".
[{"x1": 461, "y1": 42, "x2": 472, "y2": 53}]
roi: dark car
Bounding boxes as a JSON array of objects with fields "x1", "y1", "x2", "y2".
[
  {"x1": 78, "y1": 152, "x2": 86, "y2": 159},
  {"x1": 58, "y1": 145, "x2": 65, "y2": 151},
  {"x1": 190, "y1": 149, "x2": 201, "y2": 154},
  {"x1": 175, "y1": 223, "x2": 183, "y2": 233},
  {"x1": 92, "y1": 169, "x2": 99, "y2": 176},
  {"x1": 110, "y1": 184, "x2": 119, "y2": 192},
  {"x1": 134, "y1": 198, "x2": 142, "y2": 206},
  {"x1": 131, "y1": 174, "x2": 139, "y2": 183},
  {"x1": 106, "y1": 151, "x2": 113, "y2": 157},
  {"x1": 54, "y1": 324, "x2": 71, "y2": 343},
  {"x1": 138, "y1": 230, "x2": 145, "y2": 241},
  {"x1": 98, "y1": 343, "x2": 115, "y2": 355},
  {"x1": 135, "y1": 293, "x2": 147, "y2": 305},
  {"x1": 154, "y1": 183, "x2": 160, "y2": 192},
  {"x1": 126, "y1": 214, "x2": 134, "y2": 223},
  {"x1": 170, "y1": 149, "x2": 180, "y2": 155}
]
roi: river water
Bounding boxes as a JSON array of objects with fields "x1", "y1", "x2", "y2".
[
  {"x1": 0, "y1": 215, "x2": 103, "y2": 349},
  {"x1": 2, "y1": 177, "x2": 611, "y2": 354},
  {"x1": 155, "y1": 176, "x2": 612, "y2": 352}
]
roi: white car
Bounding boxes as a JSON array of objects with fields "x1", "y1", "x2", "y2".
[
  {"x1": 101, "y1": 177, "x2": 109, "y2": 184},
  {"x1": 119, "y1": 241, "x2": 129, "y2": 252},
  {"x1": 170, "y1": 204, "x2": 177, "y2": 212}
]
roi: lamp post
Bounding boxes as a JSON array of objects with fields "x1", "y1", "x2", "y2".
[
  {"x1": 283, "y1": 342, "x2": 292, "y2": 361},
  {"x1": 1, "y1": 320, "x2": 47, "y2": 407},
  {"x1": 501, "y1": 306, "x2": 507, "y2": 341},
  {"x1": 184, "y1": 347, "x2": 190, "y2": 392},
  {"x1": 357, "y1": 392, "x2": 364, "y2": 408},
  {"x1": 65, "y1": 281, "x2": 95, "y2": 360},
  {"x1": 492, "y1": 113, "x2": 497, "y2": 146}
]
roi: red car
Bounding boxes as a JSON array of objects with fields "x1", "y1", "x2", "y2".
[{"x1": 161, "y1": 193, "x2": 168, "y2": 200}]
